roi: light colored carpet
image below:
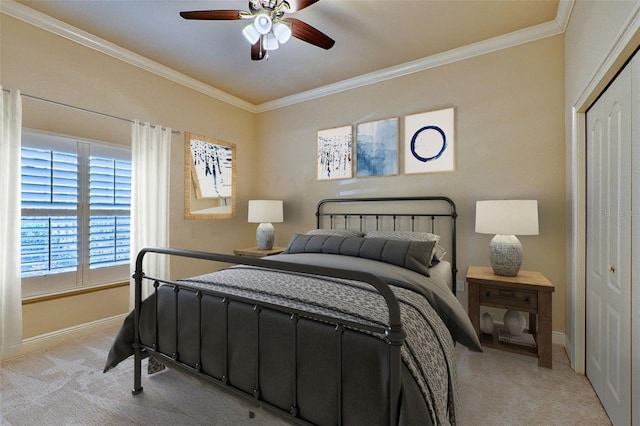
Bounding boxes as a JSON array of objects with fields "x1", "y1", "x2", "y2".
[
  {"x1": 1, "y1": 327, "x2": 611, "y2": 425},
  {"x1": 455, "y1": 344, "x2": 611, "y2": 425}
]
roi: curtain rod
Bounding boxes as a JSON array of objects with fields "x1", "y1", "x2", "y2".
[{"x1": 2, "y1": 88, "x2": 180, "y2": 135}]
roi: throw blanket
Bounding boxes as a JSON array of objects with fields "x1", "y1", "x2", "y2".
[{"x1": 181, "y1": 266, "x2": 458, "y2": 425}]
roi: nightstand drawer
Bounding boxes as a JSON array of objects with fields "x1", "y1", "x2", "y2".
[{"x1": 479, "y1": 286, "x2": 538, "y2": 310}]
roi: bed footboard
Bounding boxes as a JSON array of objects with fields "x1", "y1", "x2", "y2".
[{"x1": 131, "y1": 247, "x2": 407, "y2": 426}]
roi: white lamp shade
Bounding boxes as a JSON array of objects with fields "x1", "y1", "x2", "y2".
[
  {"x1": 242, "y1": 24, "x2": 260, "y2": 44},
  {"x1": 263, "y1": 32, "x2": 279, "y2": 50},
  {"x1": 273, "y1": 22, "x2": 292, "y2": 44},
  {"x1": 248, "y1": 200, "x2": 283, "y2": 223},
  {"x1": 253, "y1": 13, "x2": 272, "y2": 35},
  {"x1": 475, "y1": 200, "x2": 539, "y2": 235}
]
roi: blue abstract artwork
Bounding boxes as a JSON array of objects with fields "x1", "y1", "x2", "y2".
[
  {"x1": 317, "y1": 125, "x2": 353, "y2": 180},
  {"x1": 356, "y1": 117, "x2": 399, "y2": 177}
]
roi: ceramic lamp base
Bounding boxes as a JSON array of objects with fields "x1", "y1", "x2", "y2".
[
  {"x1": 489, "y1": 234, "x2": 522, "y2": 276},
  {"x1": 256, "y1": 222, "x2": 275, "y2": 250}
]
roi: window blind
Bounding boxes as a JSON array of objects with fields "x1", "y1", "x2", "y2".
[
  {"x1": 20, "y1": 145, "x2": 132, "y2": 280},
  {"x1": 20, "y1": 147, "x2": 79, "y2": 277},
  {"x1": 89, "y1": 157, "x2": 131, "y2": 269}
]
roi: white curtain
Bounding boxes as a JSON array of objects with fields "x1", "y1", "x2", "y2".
[
  {"x1": 129, "y1": 120, "x2": 172, "y2": 308},
  {"x1": 0, "y1": 87, "x2": 23, "y2": 357}
]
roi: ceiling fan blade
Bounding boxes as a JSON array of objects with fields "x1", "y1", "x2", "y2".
[
  {"x1": 285, "y1": 0, "x2": 320, "y2": 13},
  {"x1": 284, "y1": 17, "x2": 335, "y2": 50},
  {"x1": 180, "y1": 10, "x2": 244, "y2": 20},
  {"x1": 251, "y1": 39, "x2": 266, "y2": 60}
]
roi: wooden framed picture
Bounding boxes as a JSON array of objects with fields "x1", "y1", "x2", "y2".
[
  {"x1": 356, "y1": 117, "x2": 399, "y2": 177},
  {"x1": 317, "y1": 125, "x2": 353, "y2": 180},
  {"x1": 184, "y1": 132, "x2": 236, "y2": 219},
  {"x1": 404, "y1": 107, "x2": 455, "y2": 174}
]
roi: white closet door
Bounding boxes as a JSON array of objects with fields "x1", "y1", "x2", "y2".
[
  {"x1": 632, "y1": 53, "x2": 640, "y2": 426},
  {"x1": 586, "y1": 59, "x2": 632, "y2": 426}
]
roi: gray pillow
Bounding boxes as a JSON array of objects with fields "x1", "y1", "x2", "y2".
[
  {"x1": 365, "y1": 230, "x2": 442, "y2": 265},
  {"x1": 306, "y1": 229, "x2": 365, "y2": 237},
  {"x1": 283, "y1": 234, "x2": 435, "y2": 276}
]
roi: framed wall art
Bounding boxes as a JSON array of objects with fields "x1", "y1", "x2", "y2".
[
  {"x1": 184, "y1": 132, "x2": 236, "y2": 219},
  {"x1": 404, "y1": 107, "x2": 455, "y2": 174},
  {"x1": 356, "y1": 117, "x2": 399, "y2": 177},
  {"x1": 317, "y1": 125, "x2": 353, "y2": 180}
]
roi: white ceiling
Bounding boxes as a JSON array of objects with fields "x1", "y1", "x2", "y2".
[{"x1": 7, "y1": 0, "x2": 564, "y2": 111}]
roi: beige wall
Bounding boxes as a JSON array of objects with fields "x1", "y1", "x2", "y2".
[
  {"x1": 563, "y1": 0, "x2": 640, "y2": 369},
  {"x1": 1, "y1": 15, "x2": 256, "y2": 338},
  {"x1": 2, "y1": 13, "x2": 567, "y2": 340},
  {"x1": 22, "y1": 285, "x2": 128, "y2": 339},
  {"x1": 256, "y1": 36, "x2": 567, "y2": 332}
]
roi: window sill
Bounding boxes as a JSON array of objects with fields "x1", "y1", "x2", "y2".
[{"x1": 22, "y1": 281, "x2": 129, "y2": 305}]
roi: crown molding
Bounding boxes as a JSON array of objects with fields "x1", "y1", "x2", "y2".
[
  {"x1": 2, "y1": 0, "x2": 572, "y2": 114},
  {"x1": 555, "y1": 0, "x2": 575, "y2": 32},
  {"x1": 256, "y1": 17, "x2": 566, "y2": 112},
  {"x1": 0, "y1": 1, "x2": 257, "y2": 113}
]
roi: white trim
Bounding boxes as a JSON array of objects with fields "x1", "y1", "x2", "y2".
[
  {"x1": 555, "y1": 0, "x2": 575, "y2": 33},
  {"x1": 1, "y1": 313, "x2": 127, "y2": 361},
  {"x1": 553, "y1": 330, "x2": 566, "y2": 347},
  {"x1": 2, "y1": 0, "x2": 570, "y2": 113},
  {"x1": 568, "y1": 107, "x2": 586, "y2": 374}
]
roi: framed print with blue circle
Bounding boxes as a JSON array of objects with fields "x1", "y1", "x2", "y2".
[{"x1": 404, "y1": 107, "x2": 455, "y2": 174}]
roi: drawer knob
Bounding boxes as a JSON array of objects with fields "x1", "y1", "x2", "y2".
[{"x1": 609, "y1": 265, "x2": 616, "y2": 273}]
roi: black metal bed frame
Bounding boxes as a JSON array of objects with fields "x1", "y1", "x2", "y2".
[
  {"x1": 130, "y1": 196, "x2": 457, "y2": 425},
  {"x1": 316, "y1": 196, "x2": 458, "y2": 295}
]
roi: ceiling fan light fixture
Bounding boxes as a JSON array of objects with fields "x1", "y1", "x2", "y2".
[
  {"x1": 253, "y1": 13, "x2": 273, "y2": 35},
  {"x1": 263, "y1": 32, "x2": 279, "y2": 50},
  {"x1": 242, "y1": 23, "x2": 261, "y2": 44},
  {"x1": 273, "y1": 21, "x2": 292, "y2": 44}
]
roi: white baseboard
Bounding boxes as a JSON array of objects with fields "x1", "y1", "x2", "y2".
[
  {"x1": 553, "y1": 330, "x2": 566, "y2": 346},
  {"x1": 2, "y1": 313, "x2": 127, "y2": 361}
]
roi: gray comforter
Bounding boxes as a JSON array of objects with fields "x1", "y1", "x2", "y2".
[{"x1": 105, "y1": 253, "x2": 481, "y2": 425}]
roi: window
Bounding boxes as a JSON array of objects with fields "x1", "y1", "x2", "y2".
[{"x1": 21, "y1": 130, "x2": 131, "y2": 297}]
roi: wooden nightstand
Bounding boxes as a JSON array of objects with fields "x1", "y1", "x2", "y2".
[
  {"x1": 233, "y1": 246, "x2": 285, "y2": 258},
  {"x1": 466, "y1": 265, "x2": 555, "y2": 368}
]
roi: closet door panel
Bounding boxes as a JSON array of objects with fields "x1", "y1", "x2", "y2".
[
  {"x1": 586, "y1": 58, "x2": 632, "y2": 426},
  {"x1": 632, "y1": 52, "x2": 640, "y2": 426}
]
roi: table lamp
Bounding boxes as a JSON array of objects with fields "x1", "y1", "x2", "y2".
[
  {"x1": 475, "y1": 200, "x2": 539, "y2": 276},
  {"x1": 248, "y1": 200, "x2": 283, "y2": 250}
]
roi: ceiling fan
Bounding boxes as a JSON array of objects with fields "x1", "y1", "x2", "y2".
[{"x1": 180, "y1": 0, "x2": 335, "y2": 61}]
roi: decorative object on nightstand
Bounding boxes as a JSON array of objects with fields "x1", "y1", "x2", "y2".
[
  {"x1": 248, "y1": 200, "x2": 283, "y2": 250},
  {"x1": 480, "y1": 312, "x2": 494, "y2": 335},
  {"x1": 503, "y1": 309, "x2": 526, "y2": 336},
  {"x1": 475, "y1": 199, "x2": 539, "y2": 276}
]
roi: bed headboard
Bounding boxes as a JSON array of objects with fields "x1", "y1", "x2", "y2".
[{"x1": 315, "y1": 196, "x2": 458, "y2": 294}]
